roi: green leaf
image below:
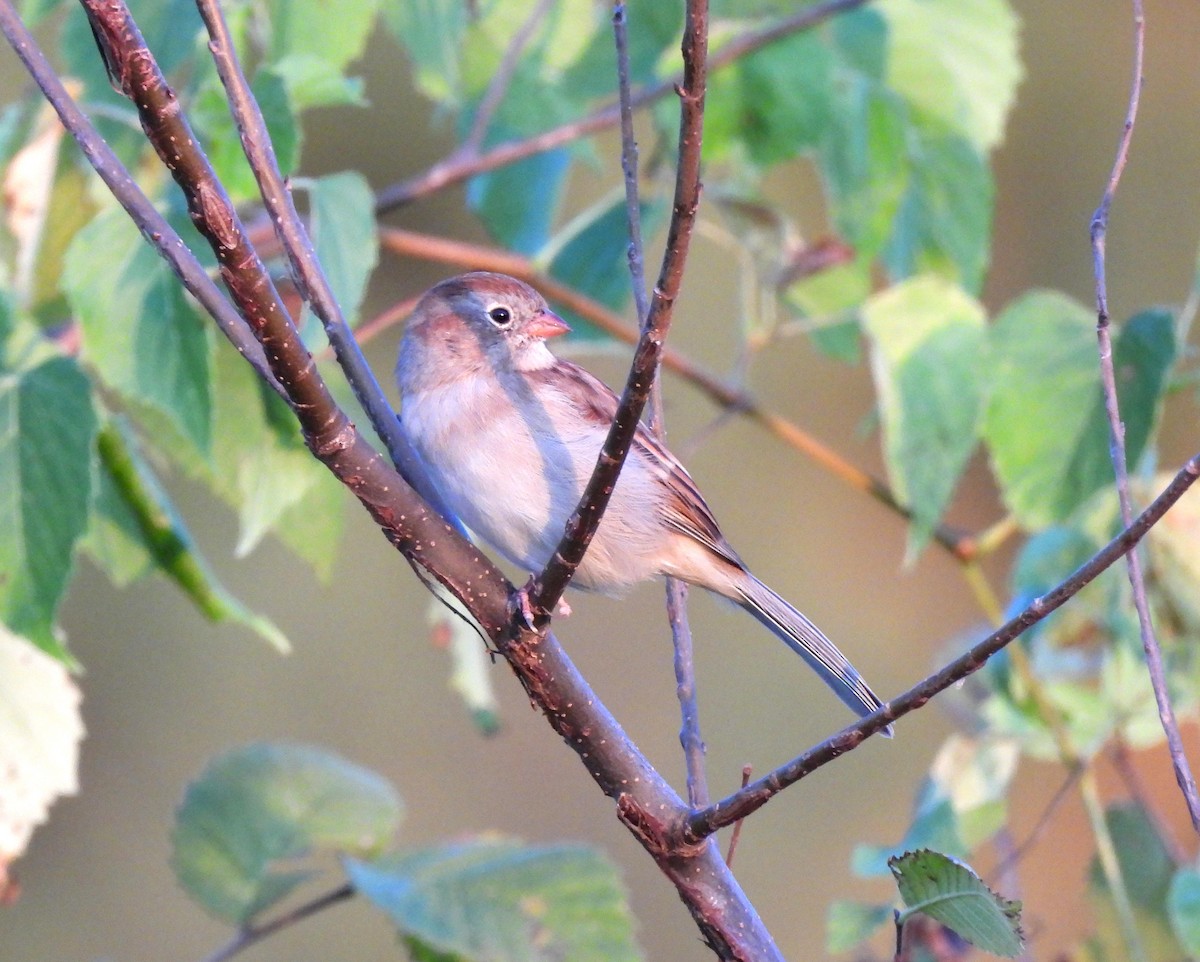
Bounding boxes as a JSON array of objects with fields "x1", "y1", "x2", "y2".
[
  {"x1": 984, "y1": 291, "x2": 1096, "y2": 527},
  {"x1": 880, "y1": 0, "x2": 1022, "y2": 151},
  {"x1": 564, "y1": 2, "x2": 680, "y2": 98},
  {"x1": 881, "y1": 123, "x2": 993, "y2": 293},
  {"x1": 704, "y1": 31, "x2": 834, "y2": 165},
  {"x1": 819, "y1": 78, "x2": 908, "y2": 259},
  {"x1": 0, "y1": 626, "x2": 84, "y2": 866},
  {"x1": 0, "y1": 356, "x2": 96, "y2": 659},
  {"x1": 89, "y1": 419, "x2": 290, "y2": 651},
  {"x1": 1169, "y1": 867, "x2": 1200, "y2": 958},
  {"x1": 468, "y1": 139, "x2": 571, "y2": 256},
  {"x1": 268, "y1": 0, "x2": 380, "y2": 71},
  {"x1": 543, "y1": 195, "x2": 666, "y2": 339},
  {"x1": 272, "y1": 54, "x2": 366, "y2": 110},
  {"x1": 205, "y1": 348, "x2": 344, "y2": 572},
  {"x1": 1086, "y1": 308, "x2": 1176, "y2": 481},
  {"x1": 172, "y1": 743, "x2": 402, "y2": 925},
  {"x1": 827, "y1": 901, "x2": 893, "y2": 953},
  {"x1": 382, "y1": 0, "x2": 470, "y2": 104},
  {"x1": 305, "y1": 171, "x2": 379, "y2": 331},
  {"x1": 861, "y1": 276, "x2": 987, "y2": 556},
  {"x1": 191, "y1": 68, "x2": 299, "y2": 204},
  {"x1": 890, "y1": 849, "x2": 1023, "y2": 957},
  {"x1": 346, "y1": 838, "x2": 642, "y2": 962},
  {"x1": 1087, "y1": 802, "x2": 1184, "y2": 962},
  {"x1": 62, "y1": 209, "x2": 213, "y2": 456},
  {"x1": 985, "y1": 294, "x2": 1176, "y2": 529}
]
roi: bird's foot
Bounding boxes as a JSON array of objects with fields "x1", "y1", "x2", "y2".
[
  {"x1": 556, "y1": 597, "x2": 572, "y2": 618},
  {"x1": 508, "y1": 584, "x2": 539, "y2": 631}
]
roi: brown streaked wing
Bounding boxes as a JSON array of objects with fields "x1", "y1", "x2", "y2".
[{"x1": 528, "y1": 360, "x2": 742, "y2": 568}]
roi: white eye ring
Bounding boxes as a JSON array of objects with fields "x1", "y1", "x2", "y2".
[{"x1": 487, "y1": 305, "x2": 512, "y2": 327}]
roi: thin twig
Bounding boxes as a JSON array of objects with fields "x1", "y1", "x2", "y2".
[
  {"x1": 677, "y1": 451, "x2": 1200, "y2": 843},
  {"x1": 990, "y1": 764, "x2": 1083, "y2": 884},
  {"x1": 201, "y1": 884, "x2": 354, "y2": 962},
  {"x1": 1081, "y1": 768, "x2": 1148, "y2": 962},
  {"x1": 613, "y1": 0, "x2": 708, "y2": 809},
  {"x1": 1109, "y1": 739, "x2": 1187, "y2": 864},
  {"x1": 376, "y1": 226, "x2": 981, "y2": 562},
  {"x1": 525, "y1": 0, "x2": 710, "y2": 618},
  {"x1": 374, "y1": 0, "x2": 873, "y2": 212},
  {"x1": 194, "y1": 0, "x2": 463, "y2": 534},
  {"x1": 724, "y1": 764, "x2": 753, "y2": 866},
  {"x1": 1088, "y1": 0, "x2": 1200, "y2": 837},
  {"x1": 0, "y1": 1, "x2": 284, "y2": 397}
]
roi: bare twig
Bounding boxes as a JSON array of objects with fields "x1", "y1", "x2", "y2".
[
  {"x1": 678, "y1": 451, "x2": 1200, "y2": 842},
  {"x1": 374, "y1": 0, "x2": 873, "y2": 212},
  {"x1": 1109, "y1": 739, "x2": 1187, "y2": 864},
  {"x1": 201, "y1": 884, "x2": 354, "y2": 962},
  {"x1": 526, "y1": 0, "x2": 710, "y2": 617},
  {"x1": 194, "y1": 0, "x2": 462, "y2": 534},
  {"x1": 724, "y1": 764, "x2": 753, "y2": 866},
  {"x1": 0, "y1": 1, "x2": 283, "y2": 397},
  {"x1": 1088, "y1": 0, "x2": 1200, "y2": 837},
  {"x1": 613, "y1": 0, "x2": 708, "y2": 809},
  {"x1": 376, "y1": 226, "x2": 981, "y2": 562}
]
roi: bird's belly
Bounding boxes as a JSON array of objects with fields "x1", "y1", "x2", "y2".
[{"x1": 402, "y1": 388, "x2": 665, "y2": 591}]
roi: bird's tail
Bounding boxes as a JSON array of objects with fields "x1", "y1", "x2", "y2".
[{"x1": 734, "y1": 574, "x2": 893, "y2": 737}]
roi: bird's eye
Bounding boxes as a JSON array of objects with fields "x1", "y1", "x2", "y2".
[{"x1": 487, "y1": 306, "x2": 512, "y2": 327}]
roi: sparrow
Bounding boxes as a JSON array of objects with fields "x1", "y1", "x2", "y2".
[{"x1": 396, "y1": 271, "x2": 888, "y2": 729}]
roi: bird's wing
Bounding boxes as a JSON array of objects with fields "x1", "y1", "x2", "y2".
[{"x1": 532, "y1": 359, "x2": 743, "y2": 569}]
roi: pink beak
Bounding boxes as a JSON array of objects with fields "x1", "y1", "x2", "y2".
[{"x1": 528, "y1": 310, "x2": 571, "y2": 340}]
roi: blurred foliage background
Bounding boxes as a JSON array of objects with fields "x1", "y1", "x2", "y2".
[{"x1": 4, "y1": 0, "x2": 1200, "y2": 959}]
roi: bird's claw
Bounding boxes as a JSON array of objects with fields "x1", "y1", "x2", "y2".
[{"x1": 508, "y1": 584, "x2": 539, "y2": 631}]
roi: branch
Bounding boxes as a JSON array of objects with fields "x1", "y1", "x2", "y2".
[
  {"x1": 24, "y1": 5, "x2": 784, "y2": 956},
  {"x1": 193, "y1": 0, "x2": 462, "y2": 534},
  {"x1": 376, "y1": 226, "x2": 980, "y2": 562},
  {"x1": 1087, "y1": 0, "x2": 1200, "y2": 836},
  {"x1": 374, "y1": 0, "x2": 873, "y2": 212},
  {"x1": 613, "y1": 0, "x2": 707, "y2": 808},
  {"x1": 0, "y1": 1, "x2": 283, "y2": 398},
  {"x1": 678, "y1": 451, "x2": 1200, "y2": 842},
  {"x1": 524, "y1": 0, "x2": 710, "y2": 617}
]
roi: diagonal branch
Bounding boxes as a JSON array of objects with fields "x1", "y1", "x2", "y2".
[
  {"x1": 374, "y1": 0, "x2": 873, "y2": 212},
  {"x1": 525, "y1": 0, "x2": 710, "y2": 617},
  {"x1": 1087, "y1": 0, "x2": 1200, "y2": 836},
  {"x1": 678, "y1": 452, "x2": 1200, "y2": 842}
]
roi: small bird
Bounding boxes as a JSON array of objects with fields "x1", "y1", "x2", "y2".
[{"x1": 397, "y1": 271, "x2": 888, "y2": 729}]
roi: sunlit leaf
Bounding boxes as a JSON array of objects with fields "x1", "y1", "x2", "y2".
[
  {"x1": 0, "y1": 356, "x2": 96, "y2": 659},
  {"x1": 890, "y1": 849, "x2": 1023, "y2": 957},
  {"x1": 0, "y1": 625, "x2": 84, "y2": 898},
  {"x1": 306, "y1": 171, "x2": 379, "y2": 330},
  {"x1": 862, "y1": 276, "x2": 988, "y2": 556},
  {"x1": 880, "y1": 0, "x2": 1022, "y2": 151},
  {"x1": 985, "y1": 294, "x2": 1176, "y2": 529},
  {"x1": 63, "y1": 209, "x2": 213, "y2": 456}
]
